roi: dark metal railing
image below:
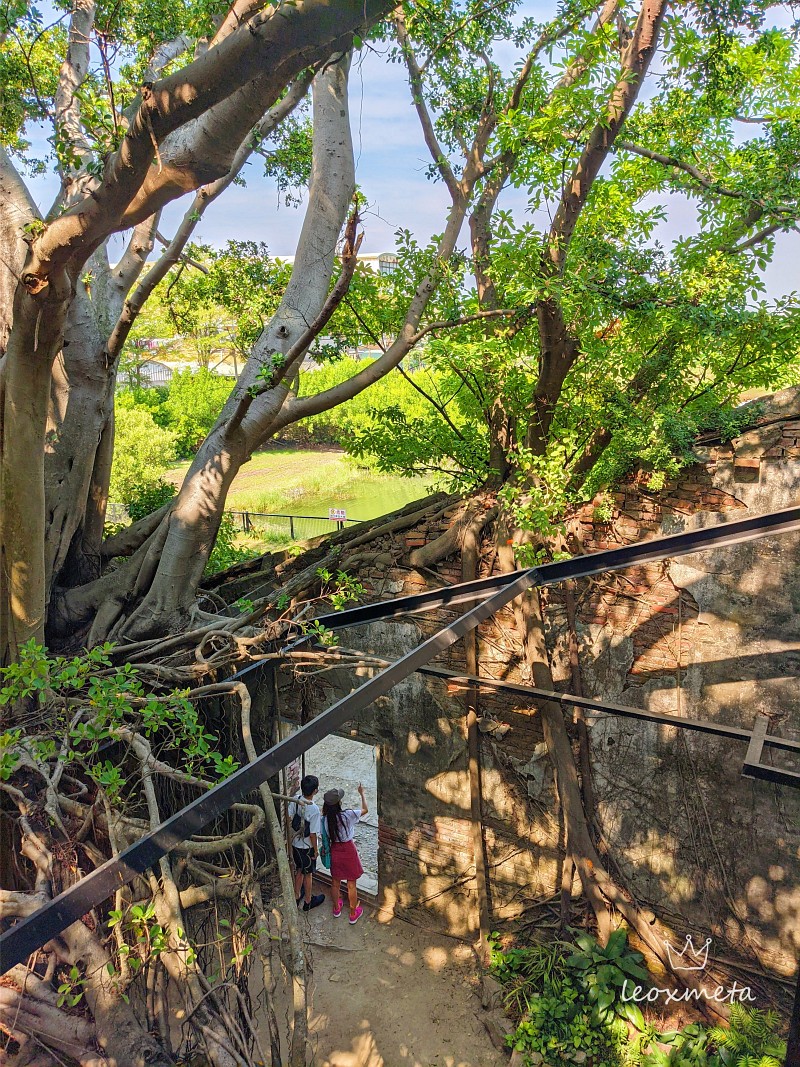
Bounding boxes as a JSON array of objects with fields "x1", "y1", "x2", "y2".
[
  {"x1": 107, "y1": 506, "x2": 362, "y2": 538},
  {"x1": 227, "y1": 511, "x2": 361, "y2": 539}
]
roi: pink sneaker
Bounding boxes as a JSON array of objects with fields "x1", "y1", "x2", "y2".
[
  {"x1": 348, "y1": 905, "x2": 363, "y2": 925},
  {"x1": 333, "y1": 900, "x2": 343, "y2": 918}
]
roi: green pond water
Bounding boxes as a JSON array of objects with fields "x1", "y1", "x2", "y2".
[{"x1": 275, "y1": 473, "x2": 431, "y2": 523}]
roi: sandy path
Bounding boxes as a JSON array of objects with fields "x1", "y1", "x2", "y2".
[{"x1": 301, "y1": 905, "x2": 506, "y2": 1067}]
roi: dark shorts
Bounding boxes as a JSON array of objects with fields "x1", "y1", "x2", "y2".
[{"x1": 292, "y1": 846, "x2": 316, "y2": 875}]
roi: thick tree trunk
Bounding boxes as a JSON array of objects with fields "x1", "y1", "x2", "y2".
[
  {"x1": 1, "y1": 274, "x2": 71, "y2": 662},
  {"x1": 58, "y1": 56, "x2": 357, "y2": 640},
  {"x1": 44, "y1": 280, "x2": 110, "y2": 590}
]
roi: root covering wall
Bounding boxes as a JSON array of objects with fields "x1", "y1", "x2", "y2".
[{"x1": 268, "y1": 387, "x2": 800, "y2": 989}]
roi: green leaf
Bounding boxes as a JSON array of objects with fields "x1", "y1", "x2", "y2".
[
  {"x1": 620, "y1": 1001, "x2": 646, "y2": 1030},
  {"x1": 604, "y1": 928, "x2": 627, "y2": 958}
]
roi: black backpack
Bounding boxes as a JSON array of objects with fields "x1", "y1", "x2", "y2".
[{"x1": 291, "y1": 798, "x2": 311, "y2": 837}]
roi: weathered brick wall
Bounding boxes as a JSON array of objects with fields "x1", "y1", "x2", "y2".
[{"x1": 269, "y1": 387, "x2": 800, "y2": 978}]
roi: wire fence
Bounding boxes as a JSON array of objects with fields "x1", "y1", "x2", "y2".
[
  {"x1": 228, "y1": 510, "x2": 361, "y2": 540},
  {"x1": 106, "y1": 506, "x2": 361, "y2": 542}
]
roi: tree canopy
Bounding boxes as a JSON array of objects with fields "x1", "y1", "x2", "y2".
[{"x1": 0, "y1": 0, "x2": 799, "y2": 658}]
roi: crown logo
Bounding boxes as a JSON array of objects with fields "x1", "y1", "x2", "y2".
[{"x1": 664, "y1": 935, "x2": 711, "y2": 971}]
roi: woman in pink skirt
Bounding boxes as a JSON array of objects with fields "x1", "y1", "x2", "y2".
[{"x1": 322, "y1": 783, "x2": 367, "y2": 924}]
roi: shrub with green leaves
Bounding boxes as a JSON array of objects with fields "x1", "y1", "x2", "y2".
[
  {"x1": 124, "y1": 479, "x2": 177, "y2": 522},
  {"x1": 490, "y1": 930, "x2": 648, "y2": 1066},
  {"x1": 642, "y1": 1007, "x2": 786, "y2": 1067},
  {"x1": 204, "y1": 512, "x2": 259, "y2": 576},
  {"x1": 109, "y1": 403, "x2": 178, "y2": 504},
  {"x1": 490, "y1": 932, "x2": 787, "y2": 1067},
  {"x1": 0, "y1": 641, "x2": 238, "y2": 800}
]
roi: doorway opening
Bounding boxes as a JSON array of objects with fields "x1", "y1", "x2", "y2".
[{"x1": 302, "y1": 733, "x2": 378, "y2": 898}]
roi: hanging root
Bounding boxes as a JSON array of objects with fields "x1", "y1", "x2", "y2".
[{"x1": 496, "y1": 533, "x2": 730, "y2": 1023}]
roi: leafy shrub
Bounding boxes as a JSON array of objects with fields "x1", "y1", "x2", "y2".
[
  {"x1": 204, "y1": 513, "x2": 258, "y2": 576},
  {"x1": 110, "y1": 405, "x2": 178, "y2": 504},
  {"x1": 125, "y1": 480, "x2": 177, "y2": 522},
  {"x1": 490, "y1": 929, "x2": 648, "y2": 1066},
  {"x1": 708, "y1": 1005, "x2": 785, "y2": 1067},
  {"x1": 641, "y1": 1007, "x2": 786, "y2": 1067},
  {"x1": 490, "y1": 933, "x2": 787, "y2": 1067},
  {"x1": 161, "y1": 369, "x2": 234, "y2": 456}
]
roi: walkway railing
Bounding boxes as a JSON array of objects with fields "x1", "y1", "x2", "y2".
[
  {"x1": 105, "y1": 506, "x2": 362, "y2": 539},
  {"x1": 228, "y1": 510, "x2": 361, "y2": 539}
]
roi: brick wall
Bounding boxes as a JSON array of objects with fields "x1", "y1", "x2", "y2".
[{"x1": 267, "y1": 387, "x2": 800, "y2": 977}]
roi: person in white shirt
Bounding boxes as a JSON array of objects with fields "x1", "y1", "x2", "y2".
[{"x1": 289, "y1": 775, "x2": 325, "y2": 911}]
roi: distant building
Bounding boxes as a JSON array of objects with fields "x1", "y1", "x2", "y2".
[
  {"x1": 121, "y1": 359, "x2": 173, "y2": 388},
  {"x1": 274, "y1": 251, "x2": 399, "y2": 275},
  {"x1": 119, "y1": 359, "x2": 237, "y2": 389},
  {"x1": 356, "y1": 252, "x2": 399, "y2": 275}
]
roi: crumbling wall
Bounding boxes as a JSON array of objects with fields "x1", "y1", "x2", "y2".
[{"x1": 269, "y1": 388, "x2": 800, "y2": 980}]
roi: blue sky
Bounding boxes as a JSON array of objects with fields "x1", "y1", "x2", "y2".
[{"x1": 21, "y1": 10, "x2": 800, "y2": 299}]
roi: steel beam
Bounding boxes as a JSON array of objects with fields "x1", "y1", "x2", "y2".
[
  {"x1": 318, "y1": 504, "x2": 800, "y2": 632},
  {"x1": 0, "y1": 569, "x2": 539, "y2": 973},
  {"x1": 416, "y1": 666, "x2": 800, "y2": 755}
]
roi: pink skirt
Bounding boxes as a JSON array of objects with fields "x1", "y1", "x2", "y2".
[{"x1": 330, "y1": 840, "x2": 364, "y2": 882}]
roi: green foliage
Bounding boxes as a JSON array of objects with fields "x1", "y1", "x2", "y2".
[
  {"x1": 293, "y1": 569, "x2": 366, "y2": 646},
  {"x1": 110, "y1": 401, "x2": 178, "y2": 504},
  {"x1": 315, "y1": 567, "x2": 364, "y2": 612},
  {"x1": 707, "y1": 1005, "x2": 786, "y2": 1067},
  {"x1": 139, "y1": 241, "x2": 291, "y2": 375},
  {"x1": 490, "y1": 930, "x2": 647, "y2": 1067},
  {"x1": 262, "y1": 114, "x2": 313, "y2": 206},
  {"x1": 56, "y1": 965, "x2": 86, "y2": 1009},
  {"x1": 490, "y1": 934, "x2": 786, "y2": 1067},
  {"x1": 640, "y1": 1009, "x2": 786, "y2": 1067},
  {"x1": 204, "y1": 513, "x2": 258, "y2": 576},
  {"x1": 0, "y1": 5, "x2": 63, "y2": 158},
  {"x1": 125, "y1": 480, "x2": 177, "y2": 522},
  {"x1": 160, "y1": 369, "x2": 234, "y2": 456},
  {"x1": 0, "y1": 641, "x2": 239, "y2": 799},
  {"x1": 293, "y1": 357, "x2": 488, "y2": 487},
  {"x1": 357, "y1": 0, "x2": 800, "y2": 534}
]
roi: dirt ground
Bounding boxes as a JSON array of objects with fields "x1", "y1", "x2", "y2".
[{"x1": 300, "y1": 902, "x2": 507, "y2": 1067}]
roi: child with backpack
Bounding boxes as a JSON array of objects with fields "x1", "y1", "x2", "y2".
[{"x1": 289, "y1": 775, "x2": 325, "y2": 911}]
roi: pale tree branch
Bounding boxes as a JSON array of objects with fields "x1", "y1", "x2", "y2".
[
  {"x1": 22, "y1": 0, "x2": 390, "y2": 290},
  {"x1": 394, "y1": 6, "x2": 460, "y2": 199},
  {"x1": 733, "y1": 113, "x2": 775, "y2": 124},
  {"x1": 228, "y1": 207, "x2": 364, "y2": 434},
  {"x1": 153, "y1": 232, "x2": 208, "y2": 272},
  {"x1": 545, "y1": 0, "x2": 668, "y2": 274},
  {"x1": 269, "y1": 183, "x2": 476, "y2": 431},
  {"x1": 105, "y1": 69, "x2": 314, "y2": 362},
  {"x1": 52, "y1": 0, "x2": 96, "y2": 205},
  {"x1": 0, "y1": 145, "x2": 39, "y2": 357},
  {"x1": 110, "y1": 215, "x2": 160, "y2": 302},
  {"x1": 144, "y1": 32, "x2": 193, "y2": 81},
  {"x1": 616, "y1": 140, "x2": 747, "y2": 199},
  {"x1": 211, "y1": 0, "x2": 270, "y2": 46},
  {"x1": 409, "y1": 307, "x2": 515, "y2": 343}
]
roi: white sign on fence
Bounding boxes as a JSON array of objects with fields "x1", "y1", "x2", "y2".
[{"x1": 328, "y1": 507, "x2": 347, "y2": 522}]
